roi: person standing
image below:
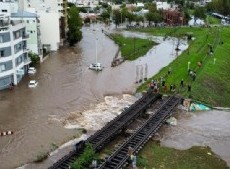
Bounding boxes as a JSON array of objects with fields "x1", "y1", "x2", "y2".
[
  {"x1": 188, "y1": 84, "x2": 191, "y2": 92},
  {"x1": 168, "y1": 67, "x2": 172, "y2": 75},
  {"x1": 132, "y1": 154, "x2": 137, "y2": 169},
  {"x1": 192, "y1": 72, "x2": 196, "y2": 81},
  {"x1": 180, "y1": 79, "x2": 184, "y2": 87}
]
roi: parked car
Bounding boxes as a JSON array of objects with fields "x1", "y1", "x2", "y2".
[
  {"x1": 28, "y1": 80, "x2": 38, "y2": 88},
  {"x1": 89, "y1": 63, "x2": 103, "y2": 71},
  {"x1": 28, "y1": 67, "x2": 36, "y2": 74}
]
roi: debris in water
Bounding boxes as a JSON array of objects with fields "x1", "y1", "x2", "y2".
[{"x1": 166, "y1": 117, "x2": 177, "y2": 126}]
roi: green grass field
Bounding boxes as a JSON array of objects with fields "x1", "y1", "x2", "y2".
[
  {"x1": 207, "y1": 15, "x2": 221, "y2": 25},
  {"x1": 135, "y1": 26, "x2": 230, "y2": 107},
  {"x1": 111, "y1": 34, "x2": 157, "y2": 61},
  {"x1": 136, "y1": 140, "x2": 229, "y2": 169}
]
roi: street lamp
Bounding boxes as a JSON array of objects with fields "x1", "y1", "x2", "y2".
[
  {"x1": 133, "y1": 37, "x2": 136, "y2": 57},
  {"x1": 188, "y1": 61, "x2": 191, "y2": 70}
]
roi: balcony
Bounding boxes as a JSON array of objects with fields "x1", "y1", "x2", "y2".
[
  {"x1": 0, "y1": 19, "x2": 10, "y2": 32},
  {"x1": 24, "y1": 57, "x2": 31, "y2": 65},
  {"x1": 23, "y1": 48, "x2": 29, "y2": 53},
  {"x1": 22, "y1": 34, "x2": 29, "y2": 40}
]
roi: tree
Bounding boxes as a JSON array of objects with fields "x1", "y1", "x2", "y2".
[
  {"x1": 135, "y1": 15, "x2": 144, "y2": 25},
  {"x1": 28, "y1": 52, "x2": 39, "y2": 66},
  {"x1": 145, "y1": 12, "x2": 155, "y2": 26},
  {"x1": 145, "y1": 12, "x2": 162, "y2": 25},
  {"x1": 100, "y1": 10, "x2": 110, "y2": 24},
  {"x1": 113, "y1": 9, "x2": 122, "y2": 27},
  {"x1": 126, "y1": 12, "x2": 136, "y2": 24},
  {"x1": 144, "y1": 3, "x2": 157, "y2": 12},
  {"x1": 194, "y1": 7, "x2": 206, "y2": 20},
  {"x1": 67, "y1": 6, "x2": 83, "y2": 46},
  {"x1": 183, "y1": 9, "x2": 191, "y2": 24},
  {"x1": 206, "y1": 0, "x2": 230, "y2": 16}
]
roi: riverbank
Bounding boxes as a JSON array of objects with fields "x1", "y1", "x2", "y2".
[
  {"x1": 135, "y1": 26, "x2": 230, "y2": 107},
  {"x1": 137, "y1": 140, "x2": 229, "y2": 169}
]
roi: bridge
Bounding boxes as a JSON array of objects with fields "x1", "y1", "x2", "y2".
[{"x1": 48, "y1": 92, "x2": 181, "y2": 169}]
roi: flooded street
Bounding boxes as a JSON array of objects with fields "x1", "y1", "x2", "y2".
[
  {"x1": 0, "y1": 23, "x2": 198, "y2": 169},
  {"x1": 0, "y1": 24, "x2": 136, "y2": 169},
  {"x1": 161, "y1": 110, "x2": 230, "y2": 167}
]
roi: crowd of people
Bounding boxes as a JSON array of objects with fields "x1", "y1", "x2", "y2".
[{"x1": 147, "y1": 61, "x2": 203, "y2": 94}]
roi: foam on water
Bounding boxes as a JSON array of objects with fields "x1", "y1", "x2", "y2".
[{"x1": 62, "y1": 94, "x2": 137, "y2": 131}]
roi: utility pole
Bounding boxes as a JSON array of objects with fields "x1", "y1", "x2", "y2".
[{"x1": 133, "y1": 37, "x2": 136, "y2": 57}]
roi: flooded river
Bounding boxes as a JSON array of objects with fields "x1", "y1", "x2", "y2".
[{"x1": 0, "y1": 23, "x2": 211, "y2": 169}]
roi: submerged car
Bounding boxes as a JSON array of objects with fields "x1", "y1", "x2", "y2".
[
  {"x1": 89, "y1": 63, "x2": 103, "y2": 71},
  {"x1": 28, "y1": 67, "x2": 36, "y2": 74},
  {"x1": 28, "y1": 80, "x2": 38, "y2": 88}
]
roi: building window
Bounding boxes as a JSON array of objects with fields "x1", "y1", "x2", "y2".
[
  {"x1": 14, "y1": 31, "x2": 20, "y2": 39},
  {"x1": 2, "y1": 9, "x2": 8, "y2": 13},
  {"x1": 0, "y1": 50, "x2": 4, "y2": 57},
  {"x1": 0, "y1": 65, "x2": 6, "y2": 72},
  {"x1": 0, "y1": 36, "x2": 3, "y2": 43}
]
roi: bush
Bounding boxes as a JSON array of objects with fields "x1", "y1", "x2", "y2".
[
  {"x1": 71, "y1": 143, "x2": 97, "y2": 169},
  {"x1": 28, "y1": 52, "x2": 40, "y2": 66}
]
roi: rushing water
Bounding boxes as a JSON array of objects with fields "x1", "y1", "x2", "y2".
[{"x1": 0, "y1": 24, "x2": 191, "y2": 169}]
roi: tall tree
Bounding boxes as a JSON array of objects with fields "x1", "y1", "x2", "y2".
[{"x1": 67, "y1": 6, "x2": 83, "y2": 46}]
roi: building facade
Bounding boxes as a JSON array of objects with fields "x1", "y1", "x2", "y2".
[
  {"x1": 19, "y1": 0, "x2": 67, "y2": 40},
  {"x1": 0, "y1": 15, "x2": 30, "y2": 90},
  {"x1": 11, "y1": 11, "x2": 42, "y2": 58}
]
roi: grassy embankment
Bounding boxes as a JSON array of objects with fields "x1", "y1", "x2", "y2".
[
  {"x1": 207, "y1": 15, "x2": 221, "y2": 25},
  {"x1": 111, "y1": 34, "x2": 157, "y2": 61},
  {"x1": 136, "y1": 140, "x2": 229, "y2": 169},
  {"x1": 135, "y1": 26, "x2": 230, "y2": 107}
]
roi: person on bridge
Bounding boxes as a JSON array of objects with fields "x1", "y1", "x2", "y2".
[{"x1": 131, "y1": 154, "x2": 137, "y2": 169}]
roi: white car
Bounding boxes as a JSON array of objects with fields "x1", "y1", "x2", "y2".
[
  {"x1": 28, "y1": 67, "x2": 36, "y2": 74},
  {"x1": 28, "y1": 80, "x2": 38, "y2": 88},
  {"x1": 89, "y1": 63, "x2": 103, "y2": 71}
]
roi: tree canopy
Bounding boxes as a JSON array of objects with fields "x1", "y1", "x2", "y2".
[
  {"x1": 67, "y1": 6, "x2": 83, "y2": 46},
  {"x1": 194, "y1": 7, "x2": 206, "y2": 20},
  {"x1": 206, "y1": 0, "x2": 230, "y2": 16}
]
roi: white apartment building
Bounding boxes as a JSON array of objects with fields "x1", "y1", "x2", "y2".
[
  {"x1": 19, "y1": 0, "x2": 65, "y2": 18},
  {"x1": 0, "y1": 14, "x2": 30, "y2": 90},
  {"x1": 0, "y1": 0, "x2": 18, "y2": 14},
  {"x1": 18, "y1": 0, "x2": 66, "y2": 51},
  {"x1": 38, "y1": 11, "x2": 60, "y2": 51},
  {"x1": 11, "y1": 11, "x2": 43, "y2": 59},
  {"x1": 76, "y1": 0, "x2": 99, "y2": 8},
  {"x1": 156, "y1": 1, "x2": 171, "y2": 10}
]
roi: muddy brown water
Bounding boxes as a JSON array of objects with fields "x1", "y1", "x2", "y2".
[
  {"x1": 0, "y1": 24, "x2": 136, "y2": 169},
  {"x1": 160, "y1": 109, "x2": 230, "y2": 167},
  {"x1": 0, "y1": 24, "x2": 195, "y2": 169}
]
